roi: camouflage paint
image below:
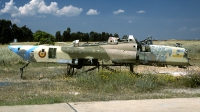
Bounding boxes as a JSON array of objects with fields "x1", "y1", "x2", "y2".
[
  {"x1": 8, "y1": 41, "x2": 189, "y2": 66},
  {"x1": 61, "y1": 43, "x2": 137, "y2": 63}
]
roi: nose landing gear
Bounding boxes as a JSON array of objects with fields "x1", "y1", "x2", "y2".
[{"x1": 20, "y1": 62, "x2": 30, "y2": 79}]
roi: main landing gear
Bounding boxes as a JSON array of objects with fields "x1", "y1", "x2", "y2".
[
  {"x1": 65, "y1": 64, "x2": 135, "y2": 76},
  {"x1": 66, "y1": 65, "x2": 75, "y2": 76}
]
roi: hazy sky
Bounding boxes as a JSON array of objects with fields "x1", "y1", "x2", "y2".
[{"x1": 0, "y1": 0, "x2": 200, "y2": 40}]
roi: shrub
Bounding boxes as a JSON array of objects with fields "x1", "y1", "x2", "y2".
[
  {"x1": 76, "y1": 70, "x2": 136, "y2": 93},
  {"x1": 156, "y1": 74, "x2": 177, "y2": 86},
  {"x1": 134, "y1": 74, "x2": 158, "y2": 92},
  {"x1": 179, "y1": 74, "x2": 200, "y2": 88}
]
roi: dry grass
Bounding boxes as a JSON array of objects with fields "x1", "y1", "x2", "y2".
[{"x1": 0, "y1": 40, "x2": 200, "y2": 106}]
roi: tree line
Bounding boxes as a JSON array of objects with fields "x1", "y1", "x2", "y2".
[
  {"x1": 0, "y1": 19, "x2": 33, "y2": 44},
  {"x1": 56, "y1": 28, "x2": 119, "y2": 42},
  {"x1": 0, "y1": 19, "x2": 119, "y2": 45}
]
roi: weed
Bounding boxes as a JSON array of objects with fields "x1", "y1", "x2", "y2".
[
  {"x1": 134, "y1": 74, "x2": 158, "y2": 92},
  {"x1": 178, "y1": 73, "x2": 200, "y2": 88},
  {"x1": 156, "y1": 74, "x2": 177, "y2": 86}
]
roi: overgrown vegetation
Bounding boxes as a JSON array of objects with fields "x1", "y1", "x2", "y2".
[
  {"x1": 1, "y1": 68, "x2": 200, "y2": 106},
  {"x1": 0, "y1": 40, "x2": 200, "y2": 106}
]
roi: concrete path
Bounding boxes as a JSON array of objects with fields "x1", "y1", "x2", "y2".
[{"x1": 0, "y1": 98, "x2": 200, "y2": 112}]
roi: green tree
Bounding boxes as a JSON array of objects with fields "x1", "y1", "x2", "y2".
[
  {"x1": 89, "y1": 31, "x2": 99, "y2": 41},
  {"x1": 76, "y1": 31, "x2": 83, "y2": 41},
  {"x1": 70, "y1": 32, "x2": 76, "y2": 41},
  {"x1": 104, "y1": 32, "x2": 110, "y2": 41},
  {"x1": 0, "y1": 19, "x2": 12, "y2": 44},
  {"x1": 97, "y1": 33, "x2": 102, "y2": 41},
  {"x1": 11, "y1": 24, "x2": 23, "y2": 42},
  {"x1": 62, "y1": 27, "x2": 71, "y2": 41},
  {"x1": 122, "y1": 35, "x2": 128, "y2": 40},
  {"x1": 33, "y1": 30, "x2": 55, "y2": 45},
  {"x1": 89, "y1": 31, "x2": 94, "y2": 41},
  {"x1": 114, "y1": 33, "x2": 119, "y2": 37},
  {"x1": 1, "y1": 19, "x2": 33, "y2": 43},
  {"x1": 101, "y1": 32, "x2": 106, "y2": 41},
  {"x1": 55, "y1": 31, "x2": 61, "y2": 42},
  {"x1": 82, "y1": 33, "x2": 89, "y2": 41},
  {"x1": 21, "y1": 25, "x2": 33, "y2": 42}
]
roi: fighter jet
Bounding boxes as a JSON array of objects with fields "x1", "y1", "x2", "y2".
[{"x1": 8, "y1": 36, "x2": 190, "y2": 78}]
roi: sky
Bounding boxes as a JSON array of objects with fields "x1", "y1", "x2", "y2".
[{"x1": 0, "y1": 0, "x2": 200, "y2": 41}]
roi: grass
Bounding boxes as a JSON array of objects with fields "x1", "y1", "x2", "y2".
[
  {"x1": 0, "y1": 40, "x2": 200, "y2": 106},
  {"x1": 1, "y1": 70, "x2": 200, "y2": 106}
]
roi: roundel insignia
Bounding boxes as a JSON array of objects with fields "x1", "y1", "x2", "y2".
[{"x1": 38, "y1": 50, "x2": 46, "y2": 58}]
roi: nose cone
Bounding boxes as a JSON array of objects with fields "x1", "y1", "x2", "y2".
[
  {"x1": 8, "y1": 45, "x2": 21, "y2": 54},
  {"x1": 8, "y1": 45, "x2": 37, "y2": 62}
]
